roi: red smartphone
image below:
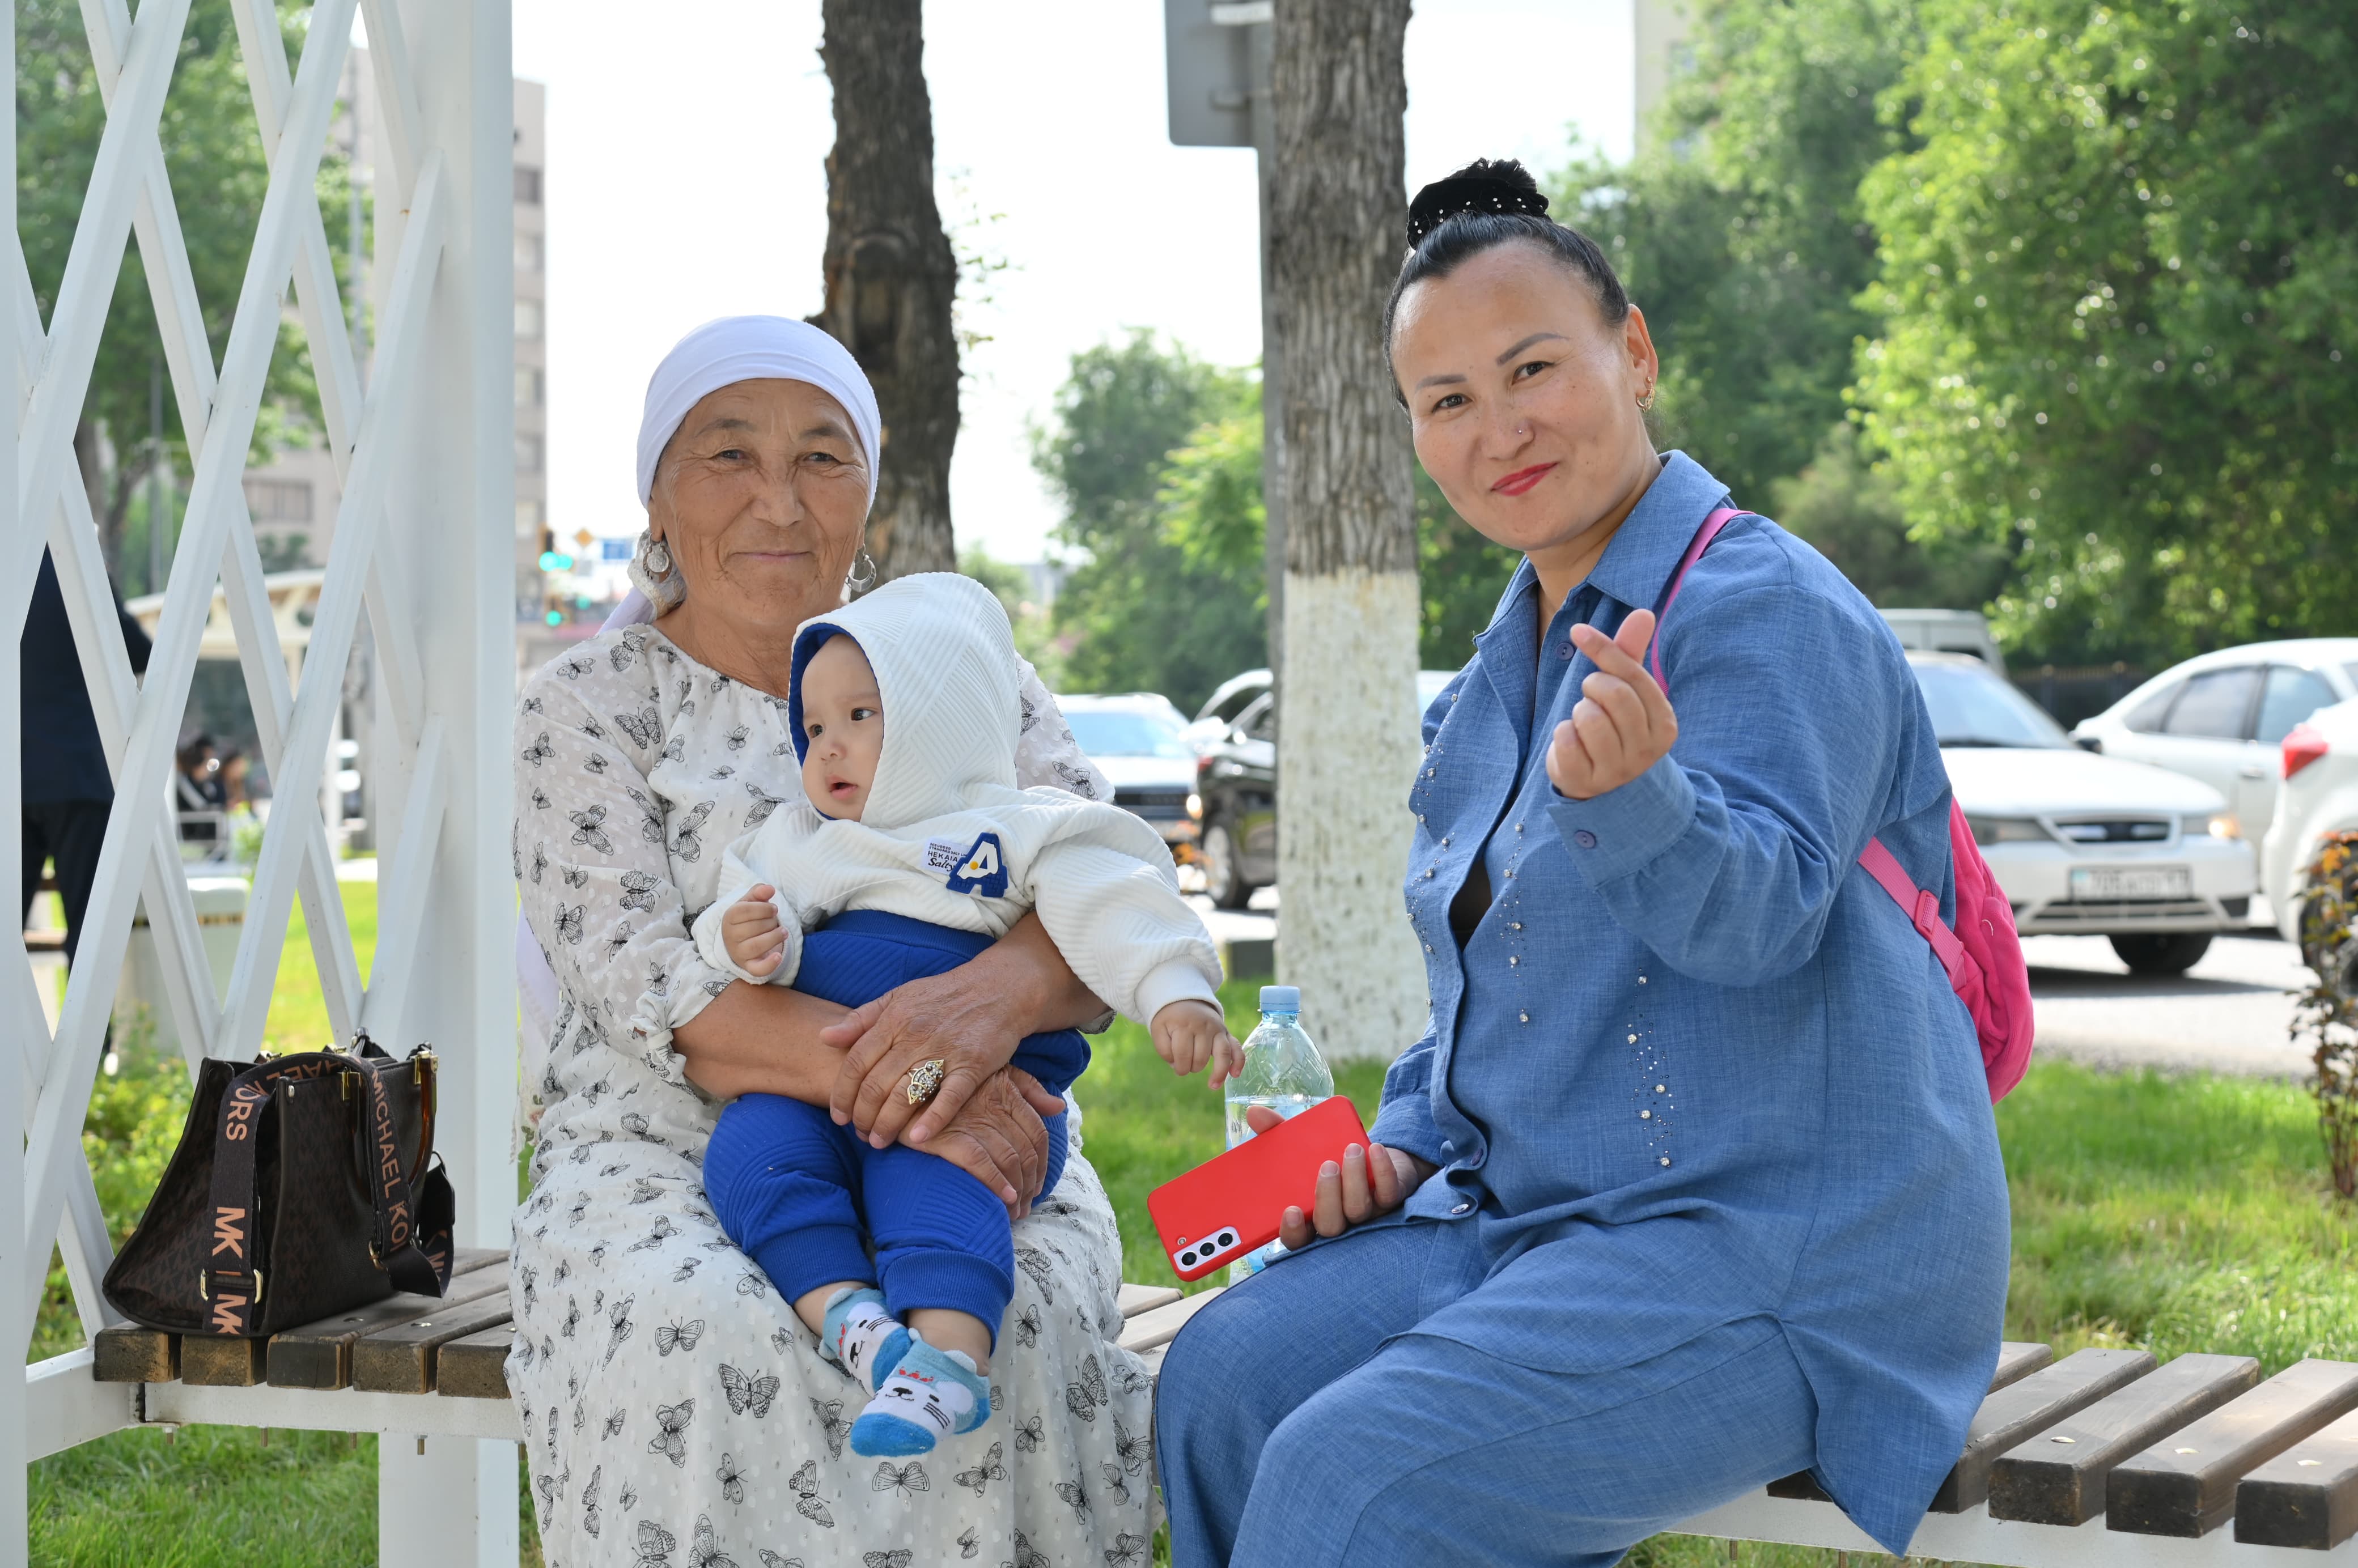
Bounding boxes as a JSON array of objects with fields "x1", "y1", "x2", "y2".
[{"x1": 1147, "y1": 1095, "x2": 1373, "y2": 1281}]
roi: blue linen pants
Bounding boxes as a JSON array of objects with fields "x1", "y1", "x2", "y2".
[
  {"x1": 1155, "y1": 1217, "x2": 1818, "y2": 1568},
  {"x1": 704, "y1": 911, "x2": 1085, "y2": 1347}
]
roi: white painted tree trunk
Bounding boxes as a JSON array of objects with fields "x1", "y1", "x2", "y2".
[
  {"x1": 1268, "y1": 0, "x2": 1425, "y2": 1059},
  {"x1": 1276, "y1": 570, "x2": 1427, "y2": 1057}
]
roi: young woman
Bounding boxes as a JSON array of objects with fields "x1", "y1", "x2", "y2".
[{"x1": 1154, "y1": 159, "x2": 2009, "y2": 1568}]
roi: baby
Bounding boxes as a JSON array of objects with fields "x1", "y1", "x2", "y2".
[{"x1": 692, "y1": 572, "x2": 1239, "y2": 1458}]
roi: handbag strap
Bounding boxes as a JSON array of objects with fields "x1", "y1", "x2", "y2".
[
  {"x1": 198, "y1": 1037, "x2": 451, "y2": 1334},
  {"x1": 355, "y1": 1046, "x2": 452, "y2": 1299},
  {"x1": 1645, "y1": 506, "x2": 1745, "y2": 695},
  {"x1": 199, "y1": 1049, "x2": 345, "y2": 1334}
]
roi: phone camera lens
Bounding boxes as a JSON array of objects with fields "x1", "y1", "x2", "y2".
[{"x1": 1178, "y1": 1250, "x2": 1197, "y2": 1267}]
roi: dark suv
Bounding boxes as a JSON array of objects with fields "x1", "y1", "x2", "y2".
[{"x1": 1191, "y1": 670, "x2": 1457, "y2": 908}]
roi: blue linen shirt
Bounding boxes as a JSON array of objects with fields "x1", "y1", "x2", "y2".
[{"x1": 1366, "y1": 452, "x2": 2010, "y2": 1554}]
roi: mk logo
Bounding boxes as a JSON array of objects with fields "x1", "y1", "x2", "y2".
[
  {"x1": 210, "y1": 1292, "x2": 248, "y2": 1335},
  {"x1": 211, "y1": 1206, "x2": 247, "y2": 1259}
]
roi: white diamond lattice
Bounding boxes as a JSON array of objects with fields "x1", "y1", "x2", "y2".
[{"x1": 3, "y1": 0, "x2": 475, "y2": 1370}]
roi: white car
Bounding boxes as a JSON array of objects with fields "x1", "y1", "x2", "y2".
[
  {"x1": 1053, "y1": 693, "x2": 1200, "y2": 855},
  {"x1": 2069, "y1": 640, "x2": 2358, "y2": 882},
  {"x1": 2261, "y1": 694, "x2": 2358, "y2": 942},
  {"x1": 1912, "y1": 653, "x2": 2255, "y2": 974}
]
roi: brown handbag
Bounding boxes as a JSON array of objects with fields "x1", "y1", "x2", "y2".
[{"x1": 103, "y1": 1032, "x2": 456, "y2": 1337}]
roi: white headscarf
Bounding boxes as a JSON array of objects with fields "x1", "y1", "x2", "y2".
[{"x1": 514, "y1": 317, "x2": 884, "y2": 1106}]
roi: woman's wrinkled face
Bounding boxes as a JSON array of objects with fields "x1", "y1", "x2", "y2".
[
  {"x1": 1390, "y1": 243, "x2": 1660, "y2": 559},
  {"x1": 799, "y1": 635, "x2": 884, "y2": 821},
  {"x1": 648, "y1": 379, "x2": 870, "y2": 632}
]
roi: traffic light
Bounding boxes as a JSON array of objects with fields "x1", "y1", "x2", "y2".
[{"x1": 537, "y1": 527, "x2": 572, "y2": 573}]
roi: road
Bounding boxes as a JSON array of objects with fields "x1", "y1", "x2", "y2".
[{"x1": 1190, "y1": 894, "x2": 2318, "y2": 1080}]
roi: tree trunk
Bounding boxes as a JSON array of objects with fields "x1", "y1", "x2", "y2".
[
  {"x1": 74, "y1": 419, "x2": 117, "y2": 573},
  {"x1": 810, "y1": 0, "x2": 960, "y2": 587},
  {"x1": 1270, "y1": 0, "x2": 1426, "y2": 1060}
]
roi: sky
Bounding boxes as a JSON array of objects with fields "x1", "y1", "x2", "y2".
[{"x1": 507, "y1": 0, "x2": 1636, "y2": 568}]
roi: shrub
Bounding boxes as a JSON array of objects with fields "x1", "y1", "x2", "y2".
[{"x1": 2292, "y1": 831, "x2": 2358, "y2": 1200}]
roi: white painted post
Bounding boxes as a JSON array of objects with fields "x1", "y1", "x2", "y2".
[
  {"x1": 373, "y1": 1, "x2": 517, "y2": 1563},
  {"x1": 0, "y1": 3, "x2": 31, "y2": 1559}
]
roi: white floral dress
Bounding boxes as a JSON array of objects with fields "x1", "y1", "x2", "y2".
[{"x1": 511, "y1": 624, "x2": 1157, "y2": 1568}]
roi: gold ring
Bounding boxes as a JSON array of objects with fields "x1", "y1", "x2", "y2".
[{"x1": 906, "y1": 1058, "x2": 947, "y2": 1107}]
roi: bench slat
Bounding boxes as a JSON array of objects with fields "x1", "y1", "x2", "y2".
[
  {"x1": 1988, "y1": 1352, "x2": 2258, "y2": 1526},
  {"x1": 1930, "y1": 1346, "x2": 2157, "y2": 1513},
  {"x1": 1117, "y1": 1283, "x2": 1182, "y2": 1320},
  {"x1": 268, "y1": 1270, "x2": 514, "y2": 1390},
  {"x1": 351, "y1": 1291, "x2": 514, "y2": 1395},
  {"x1": 91, "y1": 1325, "x2": 176, "y2": 1384},
  {"x1": 435, "y1": 1323, "x2": 519, "y2": 1400},
  {"x1": 1767, "y1": 1340, "x2": 2055, "y2": 1503},
  {"x1": 2108, "y1": 1357, "x2": 2358, "y2": 1539},
  {"x1": 1116, "y1": 1288, "x2": 1220, "y2": 1355},
  {"x1": 180, "y1": 1335, "x2": 270, "y2": 1387},
  {"x1": 2236, "y1": 1402, "x2": 2358, "y2": 1550}
]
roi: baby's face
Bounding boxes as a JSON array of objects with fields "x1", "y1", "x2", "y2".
[{"x1": 799, "y1": 635, "x2": 884, "y2": 820}]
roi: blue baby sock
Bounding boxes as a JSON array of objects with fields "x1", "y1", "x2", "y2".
[
  {"x1": 820, "y1": 1286, "x2": 910, "y2": 1392},
  {"x1": 849, "y1": 1331, "x2": 992, "y2": 1457}
]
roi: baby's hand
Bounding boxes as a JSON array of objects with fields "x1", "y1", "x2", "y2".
[
  {"x1": 1150, "y1": 1000, "x2": 1244, "y2": 1089},
  {"x1": 721, "y1": 886, "x2": 787, "y2": 976}
]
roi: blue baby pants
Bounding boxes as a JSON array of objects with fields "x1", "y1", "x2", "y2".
[
  {"x1": 703, "y1": 911, "x2": 1085, "y2": 1347},
  {"x1": 1155, "y1": 1217, "x2": 1819, "y2": 1568}
]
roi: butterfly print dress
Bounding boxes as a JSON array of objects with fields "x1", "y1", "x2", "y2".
[{"x1": 513, "y1": 624, "x2": 1153, "y2": 1567}]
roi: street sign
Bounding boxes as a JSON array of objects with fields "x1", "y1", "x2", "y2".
[
  {"x1": 1164, "y1": 0, "x2": 1257, "y2": 148},
  {"x1": 572, "y1": 528, "x2": 593, "y2": 548}
]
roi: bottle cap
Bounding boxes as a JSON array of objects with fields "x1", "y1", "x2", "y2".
[{"x1": 1258, "y1": 985, "x2": 1300, "y2": 1013}]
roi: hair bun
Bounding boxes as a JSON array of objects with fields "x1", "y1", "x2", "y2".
[{"x1": 1407, "y1": 157, "x2": 1549, "y2": 245}]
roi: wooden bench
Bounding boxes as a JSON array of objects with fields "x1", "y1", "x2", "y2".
[
  {"x1": 87, "y1": 1254, "x2": 1222, "y2": 1450},
  {"x1": 92, "y1": 1272, "x2": 2358, "y2": 1562}
]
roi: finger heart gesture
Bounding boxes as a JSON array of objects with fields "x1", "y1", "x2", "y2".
[{"x1": 1545, "y1": 607, "x2": 1679, "y2": 801}]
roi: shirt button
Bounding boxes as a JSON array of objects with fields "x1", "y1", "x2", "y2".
[
  {"x1": 1640, "y1": 1109, "x2": 1652, "y2": 1120},
  {"x1": 1451, "y1": 1202, "x2": 1471, "y2": 1216},
  {"x1": 1573, "y1": 829, "x2": 1598, "y2": 849},
  {"x1": 1559, "y1": 640, "x2": 1576, "y2": 660},
  {"x1": 1440, "y1": 836, "x2": 1451, "y2": 847},
  {"x1": 1423, "y1": 868, "x2": 1435, "y2": 879}
]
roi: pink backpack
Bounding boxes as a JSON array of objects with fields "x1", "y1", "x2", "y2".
[{"x1": 1649, "y1": 508, "x2": 2035, "y2": 1103}]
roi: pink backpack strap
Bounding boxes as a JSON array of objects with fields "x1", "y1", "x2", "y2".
[
  {"x1": 1859, "y1": 835, "x2": 1970, "y2": 985},
  {"x1": 1647, "y1": 506, "x2": 1742, "y2": 695}
]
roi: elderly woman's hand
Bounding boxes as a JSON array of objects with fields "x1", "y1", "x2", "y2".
[
  {"x1": 822, "y1": 959, "x2": 1069, "y2": 1151},
  {"x1": 1548, "y1": 608, "x2": 1678, "y2": 800},
  {"x1": 926, "y1": 1065, "x2": 1061, "y2": 1216},
  {"x1": 1245, "y1": 1104, "x2": 1439, "y2": 1249}
]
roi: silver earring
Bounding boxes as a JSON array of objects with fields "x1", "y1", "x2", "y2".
[
  {"x1": 846, "y1": 549, "x2": 878, "y2": 593},
  {"x1": 646, "y1": 537, "x2": 673, "y2": 575}
]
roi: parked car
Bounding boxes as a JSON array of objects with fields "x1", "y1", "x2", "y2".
[
  {"x1": 2069, "y1": 641, "x2": 2358, "y2": 879},
  {"x1": 1913, "y1": 652, "x2": 2254, "y2": 974},
  {"x1": 1054, "y1": 693, "x2": 1199, "y2": 856},
  {"x1": 1880, "y1": 608, "x2": 2007, "y2": 676},
  {"x1": 1191, "y1": 669, "x2": 1457, "y2": 908},
  {"x1": 1180, "y1": 668, "x2": 1272, "y2": 753},
  {"x1": 2261, "y1": 695, "x2": 2358, "y2": 942}
]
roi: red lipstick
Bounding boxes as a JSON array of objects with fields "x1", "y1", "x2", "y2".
[{"x1": 1492, "y1": 462, "x2": 1557, "y2": 496}]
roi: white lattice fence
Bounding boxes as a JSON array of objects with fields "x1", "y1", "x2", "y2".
[{"x1": 0, "y1": 2, "x2": 516, "y2": 1564}]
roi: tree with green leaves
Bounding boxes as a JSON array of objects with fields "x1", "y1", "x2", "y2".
[
  {"x1": 1857, "y1": 0, "x2": 2357, "y2": 665},
  {"x1": 1032, "y1": 334, "x2": 1521, "y2": 711},
  {"x1": 18, "y1": 0, "x2": 350, "y2": 583},
  {"x1": 1031, "y1": 333, "x2": 1267, "y2": 712}
]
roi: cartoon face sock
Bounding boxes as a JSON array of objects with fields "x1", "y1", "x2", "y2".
[
  {"x1": 819, "y1": 1286, "x2": 909, "y2": 1393},
  {"x1": 848, "y1": 1332, "x2": 991, "y2": 1457}
]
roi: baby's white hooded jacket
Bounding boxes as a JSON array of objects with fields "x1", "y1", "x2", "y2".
[{"x1": 689, "y1": 573, "x2": 1222, "y2": 1027}]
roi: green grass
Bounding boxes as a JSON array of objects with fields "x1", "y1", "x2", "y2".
[{"x1": 31, "y1": 896, "x2": 2358, "y2": 1565}]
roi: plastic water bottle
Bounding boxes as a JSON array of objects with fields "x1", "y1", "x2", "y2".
[{"x1": 1224, "y1": 985, "x2": 1334, "y2": 1280}]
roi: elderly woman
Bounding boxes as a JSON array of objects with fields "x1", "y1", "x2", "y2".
[{"x1": 512, "y1": 317, "x2": 1153, "y2": 1567}]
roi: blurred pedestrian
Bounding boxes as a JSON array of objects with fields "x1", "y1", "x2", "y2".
[
  {"x1": 22, "y1": 550, "x2": 151, "y2": 964},
  {"x1": 174, "y1": 731, "x2": 226, "y2": 813}
]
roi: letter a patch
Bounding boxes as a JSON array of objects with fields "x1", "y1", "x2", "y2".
[{"x1": 943, "y1": 832, "x2": 1010, "y2": 898}]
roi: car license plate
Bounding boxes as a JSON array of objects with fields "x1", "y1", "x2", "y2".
[{"x1": 2069, "y1": 865, "x2": 2192, "y2": 901}]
